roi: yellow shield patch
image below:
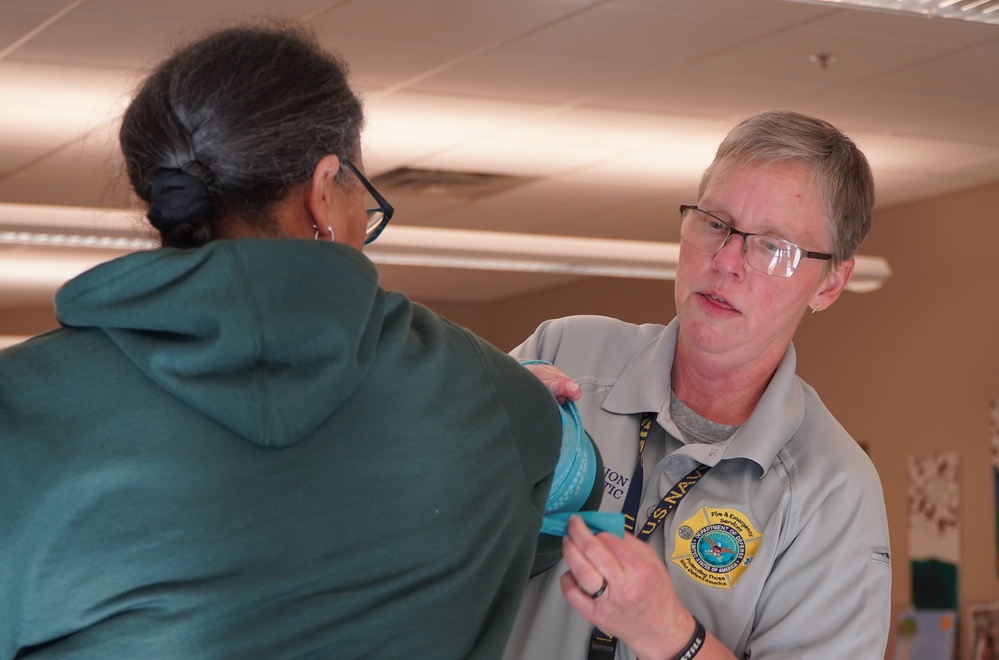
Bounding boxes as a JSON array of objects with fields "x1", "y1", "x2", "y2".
[{"x1": 671, "y1": 507, "x2": 762, "y2": 589}]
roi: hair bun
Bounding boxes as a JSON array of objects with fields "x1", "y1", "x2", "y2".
[{"x1": 147, "y1": 169, "x2": 214, "y2": 229}]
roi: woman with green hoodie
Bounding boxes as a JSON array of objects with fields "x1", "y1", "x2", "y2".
[{"x1": 0, "y1": 24, "x2": 600, "y2": 660}]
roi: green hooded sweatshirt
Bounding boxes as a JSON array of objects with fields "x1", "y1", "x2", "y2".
[{"x1": 0, "y1": 239, "x2": 562, "y2": 659}]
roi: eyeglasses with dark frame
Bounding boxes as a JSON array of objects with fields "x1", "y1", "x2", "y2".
[
  {"x1": 679, "y1": 204, "x2": 832, "y2": 278},
  {"x1": 342, "y1": 159, "x2": 394, "y2": 245}
]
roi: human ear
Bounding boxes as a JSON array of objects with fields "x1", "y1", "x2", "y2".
[
  {"x1": 305, "y1": 154, "x2": 342, "y2": 239},
  {"x1": 810, "y1": 258, "x2": 854, "y2": 312}
]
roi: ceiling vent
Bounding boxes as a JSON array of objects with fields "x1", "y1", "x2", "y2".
[{"x1": 371, "y1": 167, "x2": 537, "y2": 200}]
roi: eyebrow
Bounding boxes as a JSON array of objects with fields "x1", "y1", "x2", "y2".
[{"x1": 697, "y1": 204, "x2": 791, "y2": 240}]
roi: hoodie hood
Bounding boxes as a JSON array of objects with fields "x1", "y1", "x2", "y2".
[{"x1": 55, "y1": 239, "x2": 383, "y2": 448}]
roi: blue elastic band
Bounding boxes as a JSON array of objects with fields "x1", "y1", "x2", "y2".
[
  {"x1": 521, "y1": 357, "x2": 625, "y2": 539},
  {"x1": 542, "y1": 399, "x2": 624, "y2": 538},
  {"x1": 540, "y1": 511, "x2": 626, "y2": 537}
]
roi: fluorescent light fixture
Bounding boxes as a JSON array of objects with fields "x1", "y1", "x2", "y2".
[
  {"x1": 367, "y1": 227, "x2": 682, "y2": 280},
  {"x1": 0, "y1": 203, "x2": 891, "y2": 294},
  {"x1": 784, "y1": 0, "x2": 999, "y2": 24},
  {"x1": 366, "y1": 226, "x2": 891, "y2": 293},
  {"x1": 0, "y1": 230, "x2": 154, "y2": 250}
]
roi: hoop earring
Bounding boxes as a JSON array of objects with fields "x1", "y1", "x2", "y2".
[{"x1": 312, "y1": 224, "x2": 334, "y2": 242}]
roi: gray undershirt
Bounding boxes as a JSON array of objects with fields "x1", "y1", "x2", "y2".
[{"x1": 670, "y1": 391, "x2": 740, "y2": 445}]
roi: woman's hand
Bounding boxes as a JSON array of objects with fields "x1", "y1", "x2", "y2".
[
  {"x1": 560, "y1": 516, "x2": 702, "y2": 660},
  {"x1": 522, "y1": 362, "x2": 581, "y2": 405}
]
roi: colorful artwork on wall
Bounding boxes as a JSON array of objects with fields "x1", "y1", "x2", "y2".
[
  {"x1": 969, "y1": 602, "x2": 999, "y2": 660},
  {"x1": 908, "y1": 452, "x2": 960, "y2": 610},
  {"x1": 893, "y1": 610, "x2": 956, "y2": 660}
]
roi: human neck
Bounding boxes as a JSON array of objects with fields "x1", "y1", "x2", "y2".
[{"x1": 670, "y1": 343, "x2": 782, "y2": 426}]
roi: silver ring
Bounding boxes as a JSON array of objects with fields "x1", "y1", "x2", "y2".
[{"x1": 582, "y1": 577, "x2": 608, "y2": 599}]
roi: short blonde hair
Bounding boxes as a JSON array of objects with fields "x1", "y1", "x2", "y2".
[{"x1": 699, "y1": 110, "x2": 874, "y2": 262}]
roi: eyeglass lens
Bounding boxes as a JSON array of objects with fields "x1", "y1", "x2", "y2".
[
  {"x1": 680, "y1": 206, "x2": 801, "y2": 278},
  {"x1": 364, "y1": 211, "x2": 388, "y2": 243},
  {"x1": 343, "y1": 160, "x2": 393, "y2": 245}
]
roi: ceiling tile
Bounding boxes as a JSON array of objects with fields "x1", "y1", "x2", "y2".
[
  {"x1": 317, "y1": 32, "x2": 471, "y2": 90},
  {"x1": 366, "y1": 92, "x2": 556, "y2": 137},
  {"x1": 0, "y1": 7, "x2": 56, "y2": 54},
  {"x1": 407, "y1": 47, "x2": 662, "y2": 105},
  {"x1": 414, "y1": 134, "x2": 623, "y2": 179},
  {"x1": 414, "y1": 178, "x2": 649, "y2": 234},
  {"x1": 506, "y1": 3, "x2": 787, "y2": 65},
  {"x1": 613, "y1": 0, "x2": 835, "y2": 23},
  {"x1": 0, "y1": 170, "x2": 130, "y2": 207},
  {"x1": 0, "y1": 124, "x2": 131, "y2": 208},
  {"x1": 793, "y1": 87, "x2": 999, "y2": 145},
  {"x1": 76, "y1": 0, "x2": 334, "y2": 21},
  {"x1": 865, "y1": 46, "x2": 999, "y2": 103},
  {"x1": 872, "y1": 168, "x2": 999, "y2": 208},
  {"x1": 547, "y1": 192, "x2": 685, "y2": 242},
  {"x1": 9, "y1": 13, "x2": 189, "y2": 69},
  {"x1": 494, "y1": 107, "x2": 714, "y2": 150},
  {"x1": 0, "y1": 1, "x2": 86, "y2": 8},
  {"x1": 853, "y1": 131, "x2": 999, "y2": 176},
  {"x1": 0, "y1": 144, "x2": 45, "y2": 175},
  {"x1": 694, "y1": 24, "x2": 957, "y2": 85},
  {"x1": 558, "y1": 137, "x2": 723, "y2": 189},
  {"x1": 581, "y1": 66, "x2": 827, "y2": 118},
  {"x1": 313, "y1": 0, "x2": 582, "y2": 47}
]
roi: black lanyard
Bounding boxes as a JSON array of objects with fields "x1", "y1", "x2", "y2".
[{"x1": 588, "y1": 413, "x2": 710, "y2": 660}]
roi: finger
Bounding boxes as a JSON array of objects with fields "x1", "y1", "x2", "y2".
[
  {"x1": 565, "y1": 515, "x2": 622, "y2": 576},
  {"x1": 553, "y1": 378, "x2": 582, "y2": 402},
  {"x1": 562, "y1": 518, "x2": 626, "y2": 601},
  {"x1": 523, "y1": 364, "x2": 582, "y2": 403},
  {"x1": 559, "y1": 570, "x2": 604, "y2": 622},
  {"x1": 562, "y1": 531, "x2": 604, "y2": 594}
]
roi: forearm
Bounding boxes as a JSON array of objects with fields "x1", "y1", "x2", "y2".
[{"x1": 630, "y1": 614, "x2": 735, "y2": 660}]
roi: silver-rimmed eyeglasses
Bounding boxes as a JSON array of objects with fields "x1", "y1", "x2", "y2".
[
  {"x1": 342, "y1": 159, "x2": 394, "y2": 245},
  {"x1": 679, "y1": 204, "x2": 832, "y2": 278}
]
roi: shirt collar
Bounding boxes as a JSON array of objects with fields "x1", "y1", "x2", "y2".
[
  {"x1": 602, "y1": 317, "x2": 804, "y2": 473},
  {"x1": 602, "y1": 318, "x2": 679, "y2": 417}
]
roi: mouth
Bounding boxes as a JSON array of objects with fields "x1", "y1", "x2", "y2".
[{"x1": 700, "y1": 291, "x2": 738, "y2": 313}]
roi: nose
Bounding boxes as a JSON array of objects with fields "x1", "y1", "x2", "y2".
[{"x1": 713, "y1": 232, "x2": 748, "y2": 275}]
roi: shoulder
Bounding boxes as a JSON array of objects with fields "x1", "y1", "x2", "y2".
[
  {"x1": 386, "y1": 294, "x2": 560, "y2": 426},
  {"x1": 512, "y1": 315, "x2": 669, "y2": 368},
  {"x1": 370, "y1": 293, "x2": 565, "y2": 482},
  {"x1": 530, "y1": 314, "x2": 662, "y2": 342},
  {"x1": 0, "y1": 328, "x2": 125, "y2": 458},
  {"x1": 776, "y1": 384, "x2": 888, "y2": 538},
  {"x1": 0, "y1": 327, "x2": 110, "y2": 389},
  {"x1": 797, "y1": 384, "x2": 878, "y2": 478}
]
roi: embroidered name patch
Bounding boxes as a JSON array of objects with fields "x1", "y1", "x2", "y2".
[{"x1": 671, "y1": 507, "x2": 761, "y2": 589}]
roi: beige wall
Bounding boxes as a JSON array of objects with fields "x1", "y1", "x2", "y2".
[
  {"x1": 5, "y1": 180, "x2": 999, "y2": 656},
  {"x1": 2, "y1": 304, "x2": 57, "y2": 336}
]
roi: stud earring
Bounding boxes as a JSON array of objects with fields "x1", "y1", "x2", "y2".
[{"x1": 811, "y1": 305, "x2": 821, "y2": 314}]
